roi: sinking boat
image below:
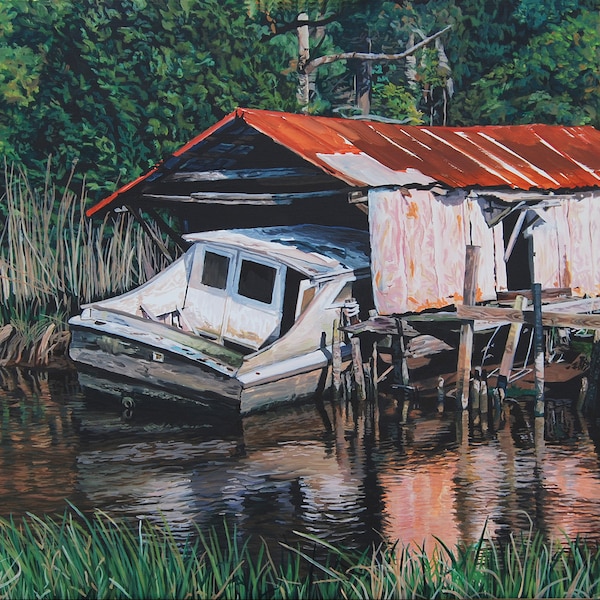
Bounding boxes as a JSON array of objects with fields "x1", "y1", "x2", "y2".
[{"x1": 68, "y1": 225, "x2": 372, "y2": 414}]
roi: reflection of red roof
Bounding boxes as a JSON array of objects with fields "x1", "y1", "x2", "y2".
[{"x1": 88, "y1": 107, "x2": 600, "y2": 216}]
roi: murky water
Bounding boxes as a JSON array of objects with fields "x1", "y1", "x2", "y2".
[{"x1": 1, "y1": 366, "x2": 600, "y2": 551}]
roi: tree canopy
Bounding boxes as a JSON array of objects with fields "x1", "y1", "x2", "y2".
[{"x1": 1, "y1": 0, "x2": 599, "y2": 200}]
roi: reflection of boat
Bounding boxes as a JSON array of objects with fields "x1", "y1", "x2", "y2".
[{"x1": 69, "y1": 225, "x2": 371, "y2": 414}]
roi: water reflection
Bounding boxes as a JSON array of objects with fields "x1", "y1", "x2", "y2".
[{"x1": 0, "y1": 367, "x2": 600, "y2": 551}]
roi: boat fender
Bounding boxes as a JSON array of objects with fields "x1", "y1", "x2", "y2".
[{"x1": 343, "y1": 298, "x2": 360, "y2": 325}]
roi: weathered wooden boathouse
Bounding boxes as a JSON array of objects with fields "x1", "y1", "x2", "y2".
[{"x1": 87, "y1": 108, "x2": 600, "y2": 407}]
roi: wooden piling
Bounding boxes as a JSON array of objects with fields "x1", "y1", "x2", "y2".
[
  {"x1": 437, "y1": 376, "x2": 445, "y2": 413},
  {"x1": 577, "y1": 376, "x2": 588, "y2": 411},
  {"x1": 584, "y1": 331, "x2": 600, "y2": 412},
  {"x1": 498, "y1": 294, "x2": 528, "y2": 384},
  {"x1": 456, "y1": 245, "x2": 480, "y2": 410},
  {"x1": 479, "y1": 370, "x2": 489, "y2": 417},
  {"x1": 370, "y1": 340, "x2": 379, "y2": 399},
  {"x1": 392, "y1": 317, "x2": 410, "y2": 388},
  {"x1": 532, "y1": 283, "x2": 545, "y2": 417},
  {"x1": 332, "y1": 317, "x2": 342, "y2": 395},
  {"x1": 391, "y1": 317, "x2": 412, "y2": 410},
  {"x1": 343, "y1": 299, "x2": 366, "y2": 402},
  {"x1": 400, "y1": 398, "x2": 410, "y2": 423},
  {"x1": 471, "y1": 367, "x2": 481, "y2": 412},
  {"x1": 351, "y1": 336, "x2": 366, "y2": 401}
]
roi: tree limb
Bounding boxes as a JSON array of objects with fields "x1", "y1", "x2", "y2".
[
  {"x1": 303, "y1": 24, "x2": 453, "y2": 74},
  {"x1": 261, "y1": 12, "x2": 339, "y2": 40}
]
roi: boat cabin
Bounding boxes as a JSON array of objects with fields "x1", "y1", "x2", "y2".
[{"x1": 84, "y1": 225, "x2": 372, "y2": 355}]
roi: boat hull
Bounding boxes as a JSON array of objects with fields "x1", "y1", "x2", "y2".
[
  {"x1": 69, "y1": 324, "x2": 343, "y2": 414},
  {"x1": 69, "y1": 324, "x2": 243, "y2": 405}
]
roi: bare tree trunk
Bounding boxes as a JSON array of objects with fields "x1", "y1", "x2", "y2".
[
  {"x1": 356, "y1": 33, "x2": 371, "y2": 115},
  {"x1": 297, "y1": 13, "x2": 310, "y2": 110}
]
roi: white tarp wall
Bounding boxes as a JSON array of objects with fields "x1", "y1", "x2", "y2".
[
  {"x1": 528, "y1": 195, "x2": 600, "y2": 298},
  {"x1": 369, "y1": 187, "x2": 507, "y2": 315}
]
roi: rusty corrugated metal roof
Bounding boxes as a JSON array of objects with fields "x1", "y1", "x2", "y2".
[{"x1": 88, "y1": 107, "x2": 600, "y2": 216}]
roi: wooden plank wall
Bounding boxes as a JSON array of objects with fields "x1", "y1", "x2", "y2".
[
  {"x1": 530, "y1": 195, "x2": 600, "y2": 298},
  {"x1": 369, "y1": 188, "x2": 505, "y2": 315}
]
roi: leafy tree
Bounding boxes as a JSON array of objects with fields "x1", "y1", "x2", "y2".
[
  {"x1": 3, "y1": 0, "x2": 600, "y2": 205},
  {"x1": 0, "y1": 0, "x2": 297, "y2": 198},
  {"x1": 256, "y1": 1, "x2": 456, "y2": 123},
  {"x1": 461, "y1": 7, "x2": 600, "y2": 126}
]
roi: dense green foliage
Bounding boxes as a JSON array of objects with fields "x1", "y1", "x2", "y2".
[
  {"x1": 0, "y1": 509, "x2": 599, "y2": 598},
  {"x1": 1, "y1": 0, "x2": 600, "y2": 199},
  {"x1": 0, "y1": 0, "x2": 297, "y2": 195}
]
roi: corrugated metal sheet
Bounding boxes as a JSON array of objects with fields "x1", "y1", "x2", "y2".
[
  {"x1": 88, "y1": 107, "x2": 600, "y2": 216},
  {"x1": 369, "y1": 188, "x2": 504, "y2": 314},
  {"x1": 244, "y1": 109, "x2": 600, "y2": 189}
]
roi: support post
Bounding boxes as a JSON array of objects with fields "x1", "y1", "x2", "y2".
[
  {"x1": 437, "y1": 376, "x2": 445, "y2": 413},
  {"x1": 127, "y1": 205, "x2": 173, "y2": 262},
  {"x1": 344, "y1": 299, "x2": 366, "y2": 401},
  {"x1": 296, "y1": 13, "x2": 310, "y2": 110},
  {"x1": 332, "y1": 317, "x2": 342, "y2": 396},
  {"x1": 351, "y1": 336, "x2": 366, "y2": 401},
  {"x1": 392, "y1": 317, "x2": 411, "y2": 416},
  {"x1": 392, "y1": 318, "x2": 410, "y2": 387},
  {"x1": 498, "y1": 294, "x2": 528, "y2": 385},
  {"x1": 533, "y1": 283, "x2": 545, "y2": 417},
  {"x1": 370, "y1": 340, "x2": 379, "y2": 400},
  {"x1": 471, "y1": 368, "x2": 481, "y2": 425},
  {"x1": 480, "y1": 369, "x2": 489, "y2": 426},
  {"x1": 146, "y1": 207, "x2": 191, "y2": 252},
  {"x1": 456, "y1": 245, "x2": 480, "y2": 410},
  {"x1": 584, "y1": 331, "x2": 600, "y2": 413},
  {"x1": 471, "y1": 367, "x2": 481, "y2": 409},
  {"x1": 577, "y1": 376, "x2": 588, "y2": 412}
]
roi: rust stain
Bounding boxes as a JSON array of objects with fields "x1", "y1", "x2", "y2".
[
  {"x1": 408, "y1": 296, "x2": 452, "y2": 311},
  {"x1": 374, "y1": 271, "x2": 382, "y2": 288},
  {"x1": 406, "y1": 202, "x2": 419, "y2": 219},
  {"x1": 564, "y1": 258, "x2": 572, "y2": 288},
  {"x1": 88, "y1": 108, "x2": 600, "y2": 216}
]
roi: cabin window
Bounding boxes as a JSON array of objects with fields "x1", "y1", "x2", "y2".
[
  {"x1": 201, "y1": 251, "x2": 230, "y2": 289},
  {"x1": 237, "y1": 259, "x2": 276, "y2": 304}
]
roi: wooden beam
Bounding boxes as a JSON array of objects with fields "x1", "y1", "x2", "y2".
[
  {"x1": 497, "y1": 288, "x2": 571, "y2": 302},
  {"x1": 532, "y1": 283, "x2": 545, "y2": 417},
  {"x1": 483, "y1": 200, "x2": 525, "y2": 228},
  {"x1": 146, "y1": 207, "x2": 191, "y2": 252},
  {"x1": 498, "y1": 294, "x2": 528, "y2": 383},
  {"x1": 162, "y1": 167, "x2": 327, "y2": 182},
  {"x1": 503, "y1": 209, "x2": 527, "y2": 262},
  {"x1": 456, "y1": 304, "x2": 600, "y2": 329},
  {"x1": 456, "y1": 245, "x2": 480, "y2": 410},
  {"x1": 190, "y1": 190, "x2": 346, "y2": 203},
  {"x1": 143, "y1": 189, "x2": 347, "y2": 205}
]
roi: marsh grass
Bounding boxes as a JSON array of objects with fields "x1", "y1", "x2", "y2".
[
  {"x1": 0, "y1": 160, "x2": 174, "y2": 365},
  {"x1": 0, "y1": 508, "x2": 598, "y2": 599}
]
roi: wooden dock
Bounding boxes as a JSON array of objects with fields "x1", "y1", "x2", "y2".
[{"x1": 341, "y1": 285, "x2": 600, "y2": 414}]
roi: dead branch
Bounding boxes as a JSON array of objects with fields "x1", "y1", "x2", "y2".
[{"x1": 303, "y1": 24, "x2": 452, "y2": 75}]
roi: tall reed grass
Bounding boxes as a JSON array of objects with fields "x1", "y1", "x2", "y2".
[
  {"x1": 0, "y1": 159, "x2": 174, "y2": 366},
  {"x1": 0, "y1": 509, "x2": 598, "y2": 599}
]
